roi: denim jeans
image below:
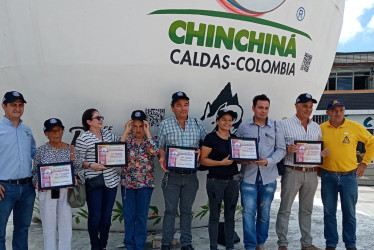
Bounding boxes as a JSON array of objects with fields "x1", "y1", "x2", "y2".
[
  {"x1": 241, "y1": 174, "x2": 277, "y2": 250},
  {"x1": 121, "y1": 186, "x2": 153, "y2": 250},
  {"x1": 85, "y1": 185, "x2": 117, "y2": 250},
  {"x1": 161, "y1": 172, "x2": 199, "y2": 247},
  {"x1": 321, "y1": 169, "x2": 358, "y2": 248},
  {"x1": 0, "y1": 181, "x2": 35, "y2": 250},
  {"x1": 206, "y1": 178, "x2": 239, "y2": 250}
]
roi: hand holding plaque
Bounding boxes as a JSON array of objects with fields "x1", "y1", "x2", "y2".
[
  {"x1": 293, "y1": 140, "x2": 324, "y2": 165},
  {"x1": 95, "y1": 142, "x2": 128, "y2": 167},
  {"x1": 166, "y1": 146, "x2": 198, "y2": 171},
  {"x1": 229, "y1": 137, "x2": 259, "y2": 161},
  {"x1": 38, "y1": 162, "x2": 75, "y2": 190}
]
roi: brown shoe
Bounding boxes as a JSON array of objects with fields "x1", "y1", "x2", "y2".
[
  {"x1": 301, "y1": 245, "x2": 321, "y2": 250},
  {"x1": 325, "y1": 247, "x2": 336, "y2": 250},
  {"x1": 256, "y1": 245, "x2": 265, "y2": 250},
  {"x1": 278, "y1": 247, "x2": 288, "y2": 250}
]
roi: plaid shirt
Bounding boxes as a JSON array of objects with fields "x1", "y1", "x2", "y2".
[{"x1": 157, "y1": 116, "x2": 207, "y2": 149}]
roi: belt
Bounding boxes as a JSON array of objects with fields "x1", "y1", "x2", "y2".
[
  {"x1": 169, "y1": 169, "x2": 196, "y2": 175},
  {"x1": 322, "y1": 169, "x2": 356, "y2": 176},
  {"x1": 286, "y1": 166, "x2": 317, "y2": 172},
  {"x1": 0, "y1": 177, "x2": 33, "y2": 185},
  {"x1": 207, "y1": 176, "x2": 233, "y2": 180}
]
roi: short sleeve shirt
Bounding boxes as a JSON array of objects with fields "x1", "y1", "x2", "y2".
[
  {"x1": 202, "y1": 132, "x2": 238, "y2": 178},
  {"x1": 158, "y1": 117, "x2": 207, "y2": 149}
]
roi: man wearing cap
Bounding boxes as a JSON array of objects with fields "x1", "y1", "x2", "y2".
[
  {"x1": 119, "y1": 110, "x2": 158, "y2": 250},
  {"x1": 158, "y1": 91, "x2": 207, "y2": 250},
  {"x1": 320, "y1": 100, "x2": 374, "y2": 250},
  {"x1": 236, "y1": 94, "x2": 286, "y2": 250},
  {"x1": 275, "y1": 93, "x2": 328, "y2": 250},
  {"x1": 0, "y1": 91, "x2": 36, "y2": 250}
]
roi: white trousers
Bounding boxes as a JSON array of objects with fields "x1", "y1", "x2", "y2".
[{"x1": 39, "y1": 188, "x2": 72, "y2": 250}]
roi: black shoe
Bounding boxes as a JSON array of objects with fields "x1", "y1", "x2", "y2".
[
  {"x1": 346, "y1": 248, "x2": 357, "y2": 250},
  {"x1": 161, "y1": 245, "x2": 171, "y2": 250},
  {"x1": 181, "y1": 244, "x2": 195, "y2": 250},
  {"x1": 326, "y1": 247, "x2": 336, "y2": 250}
]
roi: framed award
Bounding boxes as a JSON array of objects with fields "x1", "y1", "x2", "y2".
[
  {"x1": 229, "y1": 137, "x2": 259, "y2": 161},
  {"x1": 293, "y1": 140, "x2": 324, "y2": 165},
  {"x1": 37, "y1": 162, "x2": 75, "y2": 190},
  {"x1": 166, "y1": 146, "x2": 198, "y2": 171},
  {"x1": 95, "y1": 142, "x2": 128, "y2": 167}
]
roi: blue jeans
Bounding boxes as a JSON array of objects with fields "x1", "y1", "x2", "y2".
[
  {"x1": 206, "y1": 178, "x2": 239, "y2": 250},
  {"x1": 121, "y1": 186, "x2": 153, "y2": 250},
  {"x1": 161, "y1": 172, "x2": 199, "y2": 247},
  {"x1": 321, "y1": 169, "x2": 358, "y2": 248},
  {"x1": 86, "y1": 185, "x2": 117, "y2": 250},
  {"x1": 241, "y1": 175, "x2": 277, "y2": 250},
  {"x1": 0, "y1": 181, "x2": 35, "y2": 250}
]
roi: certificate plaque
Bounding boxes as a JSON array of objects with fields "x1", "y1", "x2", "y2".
[
  {"x1": 166, "y1": 146, "x2": 197, "y2": 171},
  {"x1": 293, "y1": 140, "x2": 324, "y2": 165},
  {"x1": 37, "y1": 162, "x2": 75, "y2": 190},
  {"x1": 229, "y1": 137, "x2": 259, "y2": 161},
  {"x1": 95, "y1": 142, "x2": 128, "y2": 167}
]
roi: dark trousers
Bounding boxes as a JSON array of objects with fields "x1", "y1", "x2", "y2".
[
  {"x1": 206, "y1": 178, "x2": 239, "y2": 250},
  {"x1": 86, "y1": 185, "x2": 117, "y2": 250},
  {"x1": 161, "y1": 172, "x2": 199, "y2": 247}
]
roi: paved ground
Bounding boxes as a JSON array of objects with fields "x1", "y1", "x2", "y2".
[{"x1": 6, "y1": 181, "x2": 374, "y2": 250}]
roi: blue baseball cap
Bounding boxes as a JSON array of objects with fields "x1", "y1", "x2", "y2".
[
  {"x1": 131, "y1": 110, "x2": 147, "y2": 121},
  {"x1": 43, "y1": 118, "x2": 64, "y2": 132},
  {"x1": 171, "y1": 91, "x2": 189, "y2": 105},
  {"x1": 295, "y1": 93, "x2": 317, "y2": 104},
  {"x1": 327, "y1": 99, "x2": 345, "y2": 110},
  {"x1": 2, "y1": 91, "x2": 26, "y2": 104}
]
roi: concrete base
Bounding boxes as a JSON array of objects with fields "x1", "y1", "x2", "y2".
[{"x1": 6, "y1": 179, "x2": 374, "y2": 250}]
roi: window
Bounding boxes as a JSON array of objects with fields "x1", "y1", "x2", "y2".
[
  {"x1": 354, "y1": 72, "x2": 370, "y2": 90},
  {"x1": 312, "y1": 115, "x2": 327, "y2": 124},
  {"x1": 337, "y1": 72, "x2": 353, "y2": 90},
  {"x1": 326, "y1": 73, "x2": 336, "y2": 90},
  {"x1": 328, "y1": 77, "x2": 336, "y2": 90}
]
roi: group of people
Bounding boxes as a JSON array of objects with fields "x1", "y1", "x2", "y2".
[{"x1": 0, "y1": 90, "x2": 373, "y2": 250}]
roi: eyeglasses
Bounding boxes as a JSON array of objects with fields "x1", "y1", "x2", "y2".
[{"x1": 92, "y1": 116, "x2": 104, "y2": 121}]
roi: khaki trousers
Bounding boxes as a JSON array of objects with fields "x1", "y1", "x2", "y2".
[{"x1": 275, "y1": 167, "x2": 318, "y2": 247}]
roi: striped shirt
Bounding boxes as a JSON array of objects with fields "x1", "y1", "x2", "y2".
[
  {"x1": 75, "y1": 129, "x2": 121, "y2": 188},
  {"x1": 157, "y1": 116, "x2": 207, "y2": 149},
  {"x1": 280, "y1": 115, "x2": 322, "y2": 167}
]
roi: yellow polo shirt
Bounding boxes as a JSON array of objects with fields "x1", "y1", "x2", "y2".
[{"x1": 321, "y1": 119, "x2": 374, "y2": 172}]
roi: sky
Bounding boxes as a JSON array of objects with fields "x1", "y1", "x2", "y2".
[{"x1": 337, "y1": 0, "x2": 374, "y2": 52}]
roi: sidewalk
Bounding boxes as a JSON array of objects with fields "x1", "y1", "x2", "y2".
[{"x1": 6, "y1": 181, "x2": 374, "y2": 250}]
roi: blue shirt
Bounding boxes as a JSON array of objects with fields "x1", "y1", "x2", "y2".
[
  {"x1": 236, "y1": 117, "x2": 286, "y2": 185},
  {"x1": 157, "y1": 116, "x2": 207, "y2": 149},
  {"x1": 0, "y1": 116, "x2": 36, "y2": 180}
]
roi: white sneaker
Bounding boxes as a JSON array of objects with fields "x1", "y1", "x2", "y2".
[{"x1": 116, "y1": 243, "x2": 127, "y2": 248}]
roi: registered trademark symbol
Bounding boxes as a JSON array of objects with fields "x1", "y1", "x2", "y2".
[{"x1": 296, "y1": 7, "x2": 305, "y2": 21}]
